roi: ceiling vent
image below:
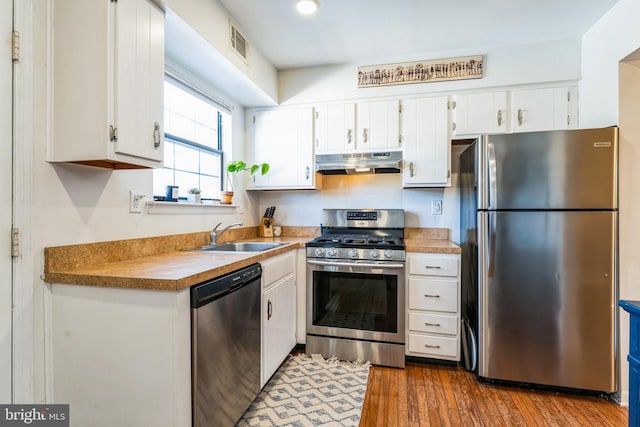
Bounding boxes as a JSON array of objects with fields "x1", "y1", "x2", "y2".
[{"x1": 230, "y1": 21, "x2": 249, "y2": 62}]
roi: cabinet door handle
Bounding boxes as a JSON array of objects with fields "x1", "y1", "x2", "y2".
[
  {"x1": 363, "y1": 128, "x2": 368, "y2": 143},
  {"x1": 425, "y1": 265, "x2": 441, "y2": 269},
  {"x1": 267, "y1": 299, "x2": 272, "y2": 320},
  {"x1": 423, "y1": 294, "x2": 440, "y2": 298},
  {"x1": 109, "y1": 125, "x2": 118, "y2": 142},
  {"x1": 424, "y1": 344, "x2": 441, "y2": 349},
  {"x1": 347, "y1": 129, "x2": 352, "y2": 144},
  {"x1": 497, "y1": 110, "x2": 503, "y2": 127},
  {"x1": 305, "y1": 166, "x2": 310, "y2": 180},
  {"x1": 409, "y1": 162, "x2": 414, "y2": 177},
  {"x1": 153, "y1": 122, "x2": 161, "y2": 148},
  {"x1": 517, "y1": 109, "x2": 523, "y2": 126},
  {"x1": 315, "y1": 138, "x2": 319, "y2": 147},
  {"x1": 424, "y1": 322, "x2": 441, "y2": 327},
  {"x1": 452, "y1": 122, "x2": 457, "y2": 132}
]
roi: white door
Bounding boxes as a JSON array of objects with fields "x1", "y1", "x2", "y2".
[
  {"x1": 262, "y1": 275, "x2": 296, "y2": 387},
  {"x1": 357, "y1": 100, "x2": 400, "y2": 150},
  {"x1": 0, "y1": 0, "x2": 13, "y2": 403},
  {"x1": 454, "y1": 91, "x2": 509, "y2": 135},
  {"x1": 402, "y1": 97, "x2": 450, "y2": 187}
]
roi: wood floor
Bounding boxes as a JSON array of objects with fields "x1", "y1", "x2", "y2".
[{"x1": 359, "y1": 361, "x2": 628, "y2": 427}]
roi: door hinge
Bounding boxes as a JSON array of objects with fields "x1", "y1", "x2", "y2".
[
  {"x1": 398, "y1": 134, "x2": 403, "y2": 144},
  {"x1": 447, "y1": 169, "x2": 451, "y2": 178},
  {"x1": 253, "y1": 115, "x2": 255, "y2": 124},
  {"x1": 398, "y1": 103, "x2": 403, "y2": 114},
  {"x1": 11, "y1": 227, "x2": 20, "y2": 258},
  {"x1": 12, "y1": 31, "x2": 20, "y2": 62},
  {"x1": 567, "y1": 91, "x2": 571, "y2": 102}
]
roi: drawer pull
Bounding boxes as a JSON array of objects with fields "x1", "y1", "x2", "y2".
[
  {"x1": 424, "y1": 322, "x2": 441, "y2": 327},
  {"x1": 424, "y1": 344, "x2": 441, "y2": 349},
  {"x1": 424, "y1": 294, "x2": 440, "y2": 298},
  {"x1": 425, "y1": 265, "x2": 442, "y2": 269}
]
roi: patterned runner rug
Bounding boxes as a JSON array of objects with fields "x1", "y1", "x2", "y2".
[{"x1": 236, "y1": 353, "x2": 371, "y2": 427}]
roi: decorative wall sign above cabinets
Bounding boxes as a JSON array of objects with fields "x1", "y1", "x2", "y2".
[{"x1": 358, "y1": 55, "x2": 484, "y2": 88}]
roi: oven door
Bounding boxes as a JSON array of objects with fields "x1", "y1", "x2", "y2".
[{"x1": 306, "y1": 259, "x2": 405, "y2": 344}]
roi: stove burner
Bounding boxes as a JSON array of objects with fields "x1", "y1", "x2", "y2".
[
  {"x1": 309, "y1": 233, "x2": 404, "y2": 248},
  {"x1": 343, "y1": 238, "x2": 366, "y2": 244},
  {"x1": 316, "y1": 237, "x2": 343, "y2": 243}
]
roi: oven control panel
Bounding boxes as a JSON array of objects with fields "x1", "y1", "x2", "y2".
[
  {"x1": 307, "y1": 247, "x2": 405, "y2": 262},
  {"x1": 346, "y1": 211, "x2": 377, "y2": 221}
]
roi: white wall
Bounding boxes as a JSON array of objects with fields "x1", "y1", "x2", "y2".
[
  {"x1": 580, "y1": 0, "x2": 640, "y2": 405},
  {"x1": 278, "y1": 37, "x2": 582, "y2": 104},
  {"x1": 163, "y1": 0, "x2": 278, "y2": 106},
  {"x1": 580, "y1": 0, "x2": 640, "y2": 128}
]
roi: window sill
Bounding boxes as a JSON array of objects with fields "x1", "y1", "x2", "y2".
[{"x1": 146, "y1": 200, "x2": 239, "y2": 214}]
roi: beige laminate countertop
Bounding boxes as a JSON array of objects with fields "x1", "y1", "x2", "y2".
[
  {"x1": 405, "y1": 238, "x2": 461, "y2": 255},
  {"x1": 44, "y1": 227, "x2": 460, "y2": 291},
  {"x1": 45, "y1": 237, "x2": 309, "y2": 291}
]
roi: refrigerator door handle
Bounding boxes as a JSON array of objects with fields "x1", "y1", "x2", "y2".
[
  {"x1": 488, "y1": 211, "x2": 496, "y2": 278},
  {"x1": 487, "y1": 143, "x2": 497, "y2": 209}
]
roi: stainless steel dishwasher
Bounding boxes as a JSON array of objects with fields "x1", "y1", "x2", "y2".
[{"x1": 191, "y1": 263, "x2": 262, "y2": 427}]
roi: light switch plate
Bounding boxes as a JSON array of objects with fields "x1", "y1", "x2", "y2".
[
  {"x1": 129, "y1": 191, "x2": 144, "y2": 213},
  {"x1": 432, "y1": 200, "x2": 442, "y2": 215}
]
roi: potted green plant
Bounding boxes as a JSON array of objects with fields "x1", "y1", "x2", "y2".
[
  {"x1": 222, "y1": 160, "x2": 270, "y2": 204},
  {"x1": 187, "y1": 187, "x2": 201, "y2": 204}
]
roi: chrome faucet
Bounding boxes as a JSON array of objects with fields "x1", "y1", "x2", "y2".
[{"x1": 211, "y1": 222, "x2": 243, "y2": 245}]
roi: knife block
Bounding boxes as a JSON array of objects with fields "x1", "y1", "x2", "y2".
[{"x1": 258, "y1": 217, "x2": 273, "y2": 237}]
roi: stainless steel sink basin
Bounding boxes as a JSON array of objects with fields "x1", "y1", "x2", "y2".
[{"x1": 190, "y1": 242, "x2": 287, "y2": 252}]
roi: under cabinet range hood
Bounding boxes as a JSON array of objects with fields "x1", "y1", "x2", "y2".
[{"x1": 315, "y1": 151, "x2": 402, "y2": 175}]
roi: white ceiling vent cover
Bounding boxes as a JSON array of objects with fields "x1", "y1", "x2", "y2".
[{"x1": 230, "y1": 21, "x2": 249, "y2": 62}]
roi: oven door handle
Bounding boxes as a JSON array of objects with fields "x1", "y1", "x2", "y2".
[{"x1": 307, "y1": 259, "x2": 405, "y2": 269}]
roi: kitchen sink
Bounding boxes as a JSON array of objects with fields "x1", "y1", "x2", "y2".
[{"x1": 189, "y1": 242, "x2": 288, "y2": 252}]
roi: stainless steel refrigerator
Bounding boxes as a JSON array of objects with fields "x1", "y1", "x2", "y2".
[{"x1": 459, "y1": 127, "x2": 618, "y2": 393}]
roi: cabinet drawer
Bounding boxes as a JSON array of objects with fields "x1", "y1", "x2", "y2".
[
  {"x1": 408, "y1": 278, "x2": 457, "y2": 312},
  {"x1": 409, "y1": 254, "x2": 458, "y2": 277},
  {"x1": 408, "y1": 334, "x2": 458, "y2": 358},
  {"x1": 260, "y1": 251, "x2": 296, "y2": 287},
  {"x1": 408, "y1": 312, "x2": 458, "y2": 335}
]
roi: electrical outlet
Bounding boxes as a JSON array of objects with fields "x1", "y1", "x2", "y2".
[
  {"x1": 129, "y1": 191, "x2": 145, "y2": 213},
  {"x1": 432, "y1": 200, "x2": 442, "y2": 215}
]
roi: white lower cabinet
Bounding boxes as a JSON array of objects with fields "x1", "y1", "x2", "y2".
[
  {"x1": 50, "y1": 284, "x2": 191, "y2": 427},
  {"x1": 260, "y1": 252, "x2": 297, "y2": 387},
  {"x1": 406, "y1": 252, "x2": 461, "y2": 361}
]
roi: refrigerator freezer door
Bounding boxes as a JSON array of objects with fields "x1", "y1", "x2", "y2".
[
  {"x1": 478, "y1": 210, "x2": 617, "y2": 392},
  {"x1": 482, "y1": 128, "x2": 618, "y2": 210}
]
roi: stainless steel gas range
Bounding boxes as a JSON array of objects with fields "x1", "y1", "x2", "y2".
[{"x1": 306, "y1": 209, "x2": 406, "y2": 368}]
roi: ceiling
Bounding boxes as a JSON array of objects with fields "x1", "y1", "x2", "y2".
[{"x1": 217, "y1": 0, "x2": 620, "y2": 70}]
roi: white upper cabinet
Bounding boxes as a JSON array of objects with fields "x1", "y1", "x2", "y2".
[
  {"x1": 50, "y1": 0, "x2": 164, "y2": 169},
  {"x1": 357, "y1": 100, "x2": 401, "y2": 151},
  {"x1": 314, "y1": 100, "x2": 400, "y2": 153},
  {"x1": 452, "y1": 91, "x2": 509, "y2": 136},
  {"x1": 402, "y1": 97, "x2": 451, "y2": 187},
  {"x1": 511, "y1": 86, "x2": 578, "y2": 133},
  {"x1": 314, "y1": 103, "x2": 356, "y2": 153},
  {"x1": 251, "y1": 107, "x2": 317, "y2": 190},
  {"x1": 451, "y1": 86, "x2": 578, "y2": 136}
]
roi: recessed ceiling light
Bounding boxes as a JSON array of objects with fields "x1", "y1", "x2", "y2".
[{"x1": 296, "y1": 0, "x2": 318, "y2": 15}]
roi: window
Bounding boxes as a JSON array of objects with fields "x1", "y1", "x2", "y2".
[{"x1": 153, "y1": 79, "x2": 230, "y2": 200}]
